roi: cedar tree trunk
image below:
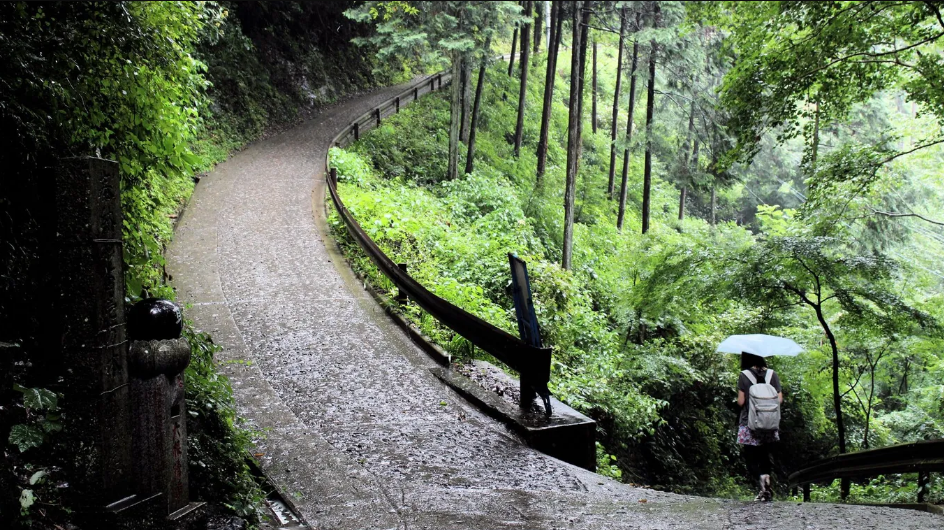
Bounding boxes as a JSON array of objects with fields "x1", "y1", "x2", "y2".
[
  {"x1": 562, "y1": 1, "x2": 587, "y2": 270},
  {"x1": 514, "y1": 1, "x2": 532, "y2": 157},
  {"x1": 536, "y1": 0, "x2": 562, "y2": 181},
  {"x1": 591, "y1": 39, "x2": 598, "y2": 134},
  {"x1": 448, "y1": 56, "x2": 462, "y2": 180},
  {"x1": 617, "y1": 18, "x2": 639, "y2": 232},
  {"x1": 465, "y1": 37, "x2": 491, "y2": 175},
  {"x1": 641, "y1": 4, "x2": 659, "y2": 234},
  {"x1": 608, "y1": 8, "x2": 627, "y2": 199}
]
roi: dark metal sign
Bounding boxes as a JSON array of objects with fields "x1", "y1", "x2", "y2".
[{"x1": 508, "y1": 253, "x2": 541, "y2": 349}]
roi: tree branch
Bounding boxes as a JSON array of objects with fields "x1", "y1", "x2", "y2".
[
  {"x1": 926, "y1": 1, "x2": 944, "y2": 31},
  {"x1": 801, "y1": 30, "x2": 944, "y2": 80},
  {"x1": 782, "y1": 281, "x2": 816, "y2": 308},
  {"x1": 868, "y1": 208, "x2": 944, "y2": 226},
  {"x1": 880, "y1": 137, "x2": 944, "y2": 165}
]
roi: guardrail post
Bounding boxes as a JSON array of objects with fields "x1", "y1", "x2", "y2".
[
  {"x1": 429, "y1": 77, "x2": 435, "y2": 92},
  {"x1": 437, "y1": 74, "x2": 442, "y2": 89},
  {"x1": 353, "y1": 121, "x2": 359, "y2": 141},
  {"x1": 803, "y1": 483, "x2": 811, "y2": 502},
  {"x1": 395, "y1": 96, "x2": 400, "y2": 114},
  {"x1": 375, "y1": 108, "x2": 381, "y2": 126},
  {"x1": 918, "y1": 471, "x2": 929, "y2": 503},
  {"x1": 396, "y1": 263, "x2": 408, "y2": 304},
  {"x1": 329, "y1": 167, "x2": 337, "y2": 186},
  {"x1": 414, "y1": 87, "x2": 419, "y2": 101}
]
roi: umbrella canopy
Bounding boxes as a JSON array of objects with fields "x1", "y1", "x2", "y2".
[{"x1": 716, "y1": 334, "x2": 803, "y2": 357}]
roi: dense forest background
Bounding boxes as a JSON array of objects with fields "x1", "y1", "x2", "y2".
[
  {"x1": 1, "y1": 0, "x2": 943, "y2": 527},
  {"x1": 330, "y1": 0, "x2": 944, "y2": 501}
]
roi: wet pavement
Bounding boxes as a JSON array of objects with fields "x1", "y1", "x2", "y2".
[{"x1": 166, "y1": 84, "x2": 943, "y2": 529}]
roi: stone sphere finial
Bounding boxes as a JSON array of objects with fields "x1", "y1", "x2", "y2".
[{"x1": 128, "y1": 298, "x2": 183, "y2": 341}]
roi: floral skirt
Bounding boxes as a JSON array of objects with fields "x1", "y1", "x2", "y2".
[{"x1": 737, "y1": 425, "x2": 780, "y2": 446}]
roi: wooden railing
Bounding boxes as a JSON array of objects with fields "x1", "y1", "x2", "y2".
[
  {"x1": 788, "y1": 439, "x2": 944, "y2": 504},
  {"x1": 324, "y1": 69, "x2": 554, "y2": 415}
]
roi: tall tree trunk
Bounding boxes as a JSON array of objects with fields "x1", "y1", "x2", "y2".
[
  {"x1": 811, "y1": 100, "x2": 820, "y2": 174},
  {"x1": 608, "y1": 8, "x2": 627, "y2": 199},
  {"x1": 685, "y1": 138, "x2": 699, "y2": 221},
  {"x1": 460, "y1": 55, "x2": 473, "y2": 142},
  {"x1": 520, "y1": 2, "x2": 529, "y2": 69},
  {"x1": 514, "y1": 1, "x2": 532, "y2": 158},
  {"x1": 508, "y1": 24, "x2": 518, "y2": 76},
  {"x1": 591, "y1": 39, "x2": 598, "y2": 134},
  {"x1": 574, "y1": 1, "x2": 591, "y2": 162},
  {"x1": 562, "y1": 1, "x2": 587, "y2": 270},
  {"x1": 641, "y1": 4, "x2": 659, "y2": 234},
  {"x1": 466, "y1": 37, "x2": 491, "y2": 176},
  {"x1": 536, "y1": 0, "x2": 561, "y2": 181},
  {"x1": 710, "y1": 185, "x2": 716, "y2": 226},
  {"x1": 617, "y1": 17, "x2": 640, "y2": 232},
  {"x1": 678, "y1": 102, "x2": 696, "y2": 221},
  {"x1": 545, "y1": 0, "x2": 552, "y2": 50},
  {"x1": 448, "y1": 56, "x2": 462, "y2": 180},
  {"x1": 533, "y1": 1, "x2": 542, "y2": 55},
  {"x1": 814, "y1": 302, "x2": 848, "y2": 497}
]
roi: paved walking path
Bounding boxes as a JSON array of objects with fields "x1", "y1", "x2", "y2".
[{"x1": 166, "y1": 84, "x2": 942, "y2": 529}]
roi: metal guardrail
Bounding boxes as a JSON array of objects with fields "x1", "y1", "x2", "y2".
[
  {"x1": 788, "y1": 439, "x2": 944, "y2": 503},
  {"x1": 324, "y1": 70, "x2": 554, "y2": 416}
]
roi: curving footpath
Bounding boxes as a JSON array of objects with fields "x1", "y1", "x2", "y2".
[{"x1": 166, "y1": 83, "x2": 942, "y2": 530}]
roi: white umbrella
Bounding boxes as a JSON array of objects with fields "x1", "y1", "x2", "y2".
[{"x1": 716, "y1": 334, "x2": 803, "y2": 357}]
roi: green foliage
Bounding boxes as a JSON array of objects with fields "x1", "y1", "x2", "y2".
[
  {"x1": 7, "y1": 386, "x2": 61, "y2": 453},
  {"x1": 332, "y1": 17, "x2": 944, "y2": 500},
  {"x1": 184, "y1": 326, "x2": 264, "y2": 522},
  {"x1": 329, "y1": 58, "x2": 759, "y2": 493},
  {"x1": 7, "y1": 426, "x2": 43, "y2": 455},
  {"x1": 595, "y1": 442, "x2": 622, "y2": 481}
]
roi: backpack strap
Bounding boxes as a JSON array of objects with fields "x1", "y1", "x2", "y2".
[
  {"x1": 741, "y1": 369, "x2": 757, "y2": 385},
  {"x1": 764, "y1": 369, "x2": 774, "y2": 384}
]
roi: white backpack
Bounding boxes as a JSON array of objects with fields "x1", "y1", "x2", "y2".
[{"x1": 743, "y1": 369, "x2": 781, "y2": 432}]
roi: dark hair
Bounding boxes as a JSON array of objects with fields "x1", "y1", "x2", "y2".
[{"x1": 740, "y1": 352, "x2": 767, "y2": 370}]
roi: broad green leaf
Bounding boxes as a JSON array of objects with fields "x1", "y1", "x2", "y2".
[{"x1": 9, "y1": 424, "x2": 44, "y2": 452}]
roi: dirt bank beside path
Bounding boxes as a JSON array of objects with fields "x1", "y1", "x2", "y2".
[{"x1": 166, "y1": 83, "x2": 943, "y2": 530}]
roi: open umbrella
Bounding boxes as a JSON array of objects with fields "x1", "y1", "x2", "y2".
[{"x1": 716, "y1": 334, "x2": 803, "y2": 357}]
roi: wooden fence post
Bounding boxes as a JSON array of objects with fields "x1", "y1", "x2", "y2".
[
  {"x1": 330, "y1": 167, "x2": 337, "y2": 186},
  {"x1": 396, "y1": 263, "x2": 408, "y2": 304},
  {"x1": 918, "y1": 471, "x2": 930, "y2": 503},
  {"x1": 395, "y1": 96, "x2": 400, "y2": 113},
  {"x1": 353, "y1": 121, "x2": 359, "y2": 141},
  {"x1": 803, "y1": 483, "x2": 811, "y2": 502},
  {"x1": 414, "y1": 87, "x2": 419, "y2": 101}
]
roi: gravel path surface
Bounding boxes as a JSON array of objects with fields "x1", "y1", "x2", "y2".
[{"x1": 166, "y1": 83, "x2": 943, "y2": 530}]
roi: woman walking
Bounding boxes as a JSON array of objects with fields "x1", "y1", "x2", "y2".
[{"x1": 737, "y1": 352, "x2": 783, "y2": 501}]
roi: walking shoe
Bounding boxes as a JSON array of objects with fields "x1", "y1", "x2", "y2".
[
  {"x1": 760, "y1": 474, "x2": 772, "y2": 502},
  {"x1": 754, "y1": 475, "x2": 767, "y2": 501}
]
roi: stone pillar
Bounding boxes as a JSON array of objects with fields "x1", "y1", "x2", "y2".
[
  {"x1": 127, "y1": 338, "x2": 191, "y2": 515},
  {"x1": 53, "y1": 157, "x2": 134, "y2": 507}
]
